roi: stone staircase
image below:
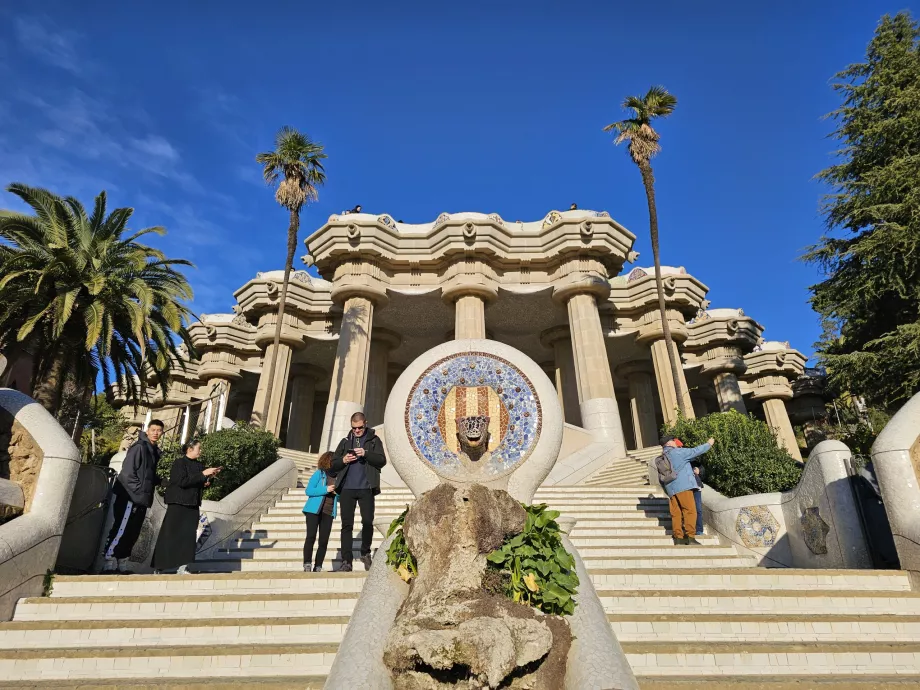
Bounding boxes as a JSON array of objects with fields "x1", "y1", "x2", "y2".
[
  {"x1": 584, "y1": 446, "x2": 658, "y2": 487},
  {"x1": 2, "y1": 481, "x2": 919, "y2": 686},
  {"x1": 278, "y1": 447, "x2": 319, "y2": 477}
]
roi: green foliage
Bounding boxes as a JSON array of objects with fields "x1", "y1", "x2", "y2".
[
  {"x1": 486, "y1": 503, "x2": 580, "y2": 616},
  {"x1": 665, "y1": 411, "x2": 802, "y2": 498},
  {"x1": 78, "y1": 394, "x2": 128, "y2": 465},
  {"x1": 803, "y1": 12, "x2": 920, "y2": 409},
  {"x1": 385, "y1": 507, "x2": 418, "y2": 582},
  {"x1": 42, "y1": 569, "x2": 54, "y2": 597},
  {"x1": 0, "y1": 184, "x2": 196, "y2": 412},
  {"x1": 155, "y1": 424, "x2": 279, "y2": 501}
]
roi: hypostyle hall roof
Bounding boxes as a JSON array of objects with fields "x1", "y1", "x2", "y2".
[{"x1": 323, "y1": 209, "x2": 612, "y2": 234}]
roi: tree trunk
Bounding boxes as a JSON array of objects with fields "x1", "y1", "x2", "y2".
[
  {"x1": 638, "y1": 160, "x2": 688, "y2": 419},
  {"x1": 31, "y1": 350, "x2": 67, "y2": 415},
  {"x1": 259, "y1": 207, "x2": 300, "y2": 430}
]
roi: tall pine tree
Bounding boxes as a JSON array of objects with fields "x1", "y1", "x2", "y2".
[{"x1": 805, "y1": 12, "x2": 920, "y2": 409}]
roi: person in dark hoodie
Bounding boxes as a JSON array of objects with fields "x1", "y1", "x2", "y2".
[
  {"x1": 102, "y1": 420, "x2": 165, "y2": 573},
  {"x1": 331, "y1": 412, "x2": 387, "y2": 572}
]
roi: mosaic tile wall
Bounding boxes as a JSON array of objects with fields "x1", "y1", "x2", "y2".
[
  {"x1": 405, "y1": 352, "x2": 542, "y2": 479},
  {"x1": 735, "y1": 505, "x2": 779, "y2": 548}
]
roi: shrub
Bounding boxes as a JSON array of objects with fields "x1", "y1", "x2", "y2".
[
  {"x1": 156, "y1": 423, "x2": 279, "y2": 501},
  {"x1": 664, "y1": 410, "x2": 802, "y2": 498},
  {"x1": 385, "y1": 507, "x2": 417, "y2": 583},
  {"x1": 486, "y1": 503, "x2": 579, "y2": 616}
]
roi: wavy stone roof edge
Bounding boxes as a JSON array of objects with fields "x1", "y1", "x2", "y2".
[{"x1": 323, "y1": 209, "x2": 613, "y2": 234}]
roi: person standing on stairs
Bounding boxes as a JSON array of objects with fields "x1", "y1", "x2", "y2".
[
  {"x1": 658, "y1": 434, "x2": 713, "y2": 546},
  {"x1": 331, "y1": 412, "x2": 388, "y2": 572},
  {"x1": 692, "y1": 464, "x2": 705, "y2": 537},
  {"x1": 102, "y1": 420, "x2": 165, "y2": 573},
  {"x1": 151, "y1": 440, "x2": 221, "y2": 574},
  {"x1": 302, "y1": 451, "x2": 338, "y2": 572}
]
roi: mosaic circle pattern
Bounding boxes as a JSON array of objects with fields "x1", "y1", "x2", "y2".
[
  {"x1": 735, "y1": 506, "x2": 779, "y2": 548},
  {"x1": 405, "y1": 352, "x2": 542, "y2": 479}
]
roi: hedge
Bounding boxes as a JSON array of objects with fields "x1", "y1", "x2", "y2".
[
  {"x1": 156, "y1": 424, "x2": 279, "y2": 501},
  {"x1": 664, "y1": 410, "x2": 802, "y2": 498}
]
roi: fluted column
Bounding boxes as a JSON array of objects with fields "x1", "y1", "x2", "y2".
[
  {"x1": 648, "y1": 339, "x2": 694, "y2": 425},
  {"x1": 286, "y1": 365, "x2": 323, "y2": 452},
  {"x1": 442, "y1": 259, "x2": 497, "y2": 341},
  {"x1": 617, "y1": 361, "x2": 659, "y2": 449},
  {"x1": 320, "y1": 294, "x2": 378, "y2": 451},
  {"x1": 364, "y1": 329, "x2": 401, "y2": 427},
  {"x1": 763, "y1": 398, "x2": 801, "y2": 461},
  {"x1": 250, "y1": 343, "x2": 293, "y2": 434},
  {"x1": 714, "y1": 371, "x2": 746, "y2": 414},
  {"x1": 454, "y1": 294, "x2": 487, "y2": 339},
  {"x1": 554, "y1": 274, "x2": 626, "y2": 455},
  {"x1": 540, "y1": 326, "x2": 582, "y2": 427}
]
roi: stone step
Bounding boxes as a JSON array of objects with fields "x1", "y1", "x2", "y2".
[
  {"x1": 254, "y1": 514, "x2": 675, "y2": 528},
  {"x1": 7, "y1": 613, "x2": 920, "y2": 650},
  {"x1": 19, "y1": 589, "x2": 920, "y2": 624},
  {"x1": 277, "y1": 496, "x2": 670, "y2": 507},
  {"x1": 638, "y1": 677, "x2": 919, "y2": 689},
  {"x1": 0, "y1": 643, "x2": 336, "y2": 682},
  {"x1": 47, "y1": 573, "x2": 368, "y2": 599},
  {"x1": 261, "y1": 508, "x2": 673, "y2": 521},
  {"x1": 622, "y1": 641, "x2": 920, "y2": 677},
  {"x1": 588, "y1": 569, "x2": 913, "y2": 592},
  {"x1": 228, "y1": 534, "x2": 722, "y2": 549}
]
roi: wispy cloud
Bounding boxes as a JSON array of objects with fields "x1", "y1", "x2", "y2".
[{"x1": 14, "y1": 17, "x2": 86, "y2": 75}]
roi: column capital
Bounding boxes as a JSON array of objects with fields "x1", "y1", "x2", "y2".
[
  {"x1": 539, "y1": 325, "x2": 571, "y2": 349},
  {"x1": 697, "y1": 344, "x2": 747, "y2": 377},
  {"x1": 441, "y1": 259, "x2": 499, "y2": 305},
  {"x1": 290, "y1": 363, "x2": 326, "y2": 381},
  {"x1": 746, "y1": 374, "x2": 794, "y2": 402},
  {"x1": 254, "y1": 312, "x2": 309, "y2": 349},
  {"x1": 634, "y1": 309, "x2": 689, "y2": 344},
  {"x1": 615, "y1": 359, "x2": 655, "y2": 380},
  {"x1": 330, "y1": 259, "x2": 389, "y2": 307},
  {"x1": 551, "y1": 257, "x2": 610, "y2": 305}
]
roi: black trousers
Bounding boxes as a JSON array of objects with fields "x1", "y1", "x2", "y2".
[
  {"x1": 303, "y1": 512, "x2": 334, "y2": 568},
  {"x1": 104, "y1": 480, "x2": 148, "y2": 560},
  {"x1": 338, "y1": 488, "x2": 374, "y2": 563}
]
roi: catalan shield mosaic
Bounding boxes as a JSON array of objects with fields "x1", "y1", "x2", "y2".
[{"x1": 405, "y1": 352, "x2": 542, "y2": 479}]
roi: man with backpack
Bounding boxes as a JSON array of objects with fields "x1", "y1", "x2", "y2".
[{"x1": 656, "y1": 434, "x2": 714, "y2": 546}]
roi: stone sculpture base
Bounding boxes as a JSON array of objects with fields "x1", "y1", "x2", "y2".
[{"x1": 383, "y1": 483, "x2": 571, "y2": 689}]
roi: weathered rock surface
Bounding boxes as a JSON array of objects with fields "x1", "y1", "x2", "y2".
[
  {"x1": 383, "y1": 483, "x2": 571, "y2": 689},
  {"x1": 0, "y1": 409, "x2": 44, "y2": 513}
]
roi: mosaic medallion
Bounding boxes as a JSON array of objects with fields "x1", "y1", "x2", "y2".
[
  {"x1": 405, "y1": 352, "x2": 542, "y2": 479},
  {"x1": 735, "y1": 506, "x2": 779, "y2": 548}
]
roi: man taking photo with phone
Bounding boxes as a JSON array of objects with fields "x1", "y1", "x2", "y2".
[{"x1": 331, "y1": 412, "x2": 387, "y2": 571}]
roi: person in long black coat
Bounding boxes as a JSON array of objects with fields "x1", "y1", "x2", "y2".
[{"x1": 151, "y1": 441, "x2": 221, "y2": 574}]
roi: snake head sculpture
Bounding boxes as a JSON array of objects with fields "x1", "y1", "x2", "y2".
[{"x1": 456, "y1": 415, "x2": 491, "y2": 463}]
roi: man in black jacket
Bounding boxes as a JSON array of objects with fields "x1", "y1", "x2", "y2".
[
  {"x1": 102, "y1": 420, "x2": 164, "y2": 573},
  {"x1": 331, "y1": 412, "x2": 387, "y2": 571}
]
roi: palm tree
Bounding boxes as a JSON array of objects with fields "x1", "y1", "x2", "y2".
[
  {"x1": 604, "y1": 86, "x2": 687, "y2": 418},
  {"x1": 255, "y1": 126, "x2": 327, "y2": 429},
  {"x1": 0, "y1": 184, "x2": 195, "y2": 414}
]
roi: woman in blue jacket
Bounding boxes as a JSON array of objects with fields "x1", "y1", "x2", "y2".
[{"x1": 302, "y1": 451, "x2": 337, "y2": 572}]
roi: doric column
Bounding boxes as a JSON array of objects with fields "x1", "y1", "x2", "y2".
[
  {"x1": 742, "y1": 345, "x2": 808, "y2": 462},
  {"x1": 251, "y1": 342, "x2": 293, "y2": 434},
  {"x1": 763, "y1": 398, "x2": 800, "y2": 461},
  {"x1": 286, "y1": 365, "x2": 324, "y2": 452},
  {"x1": 540, "y1": 326, "x2": 582, "y2": 427},
  {"x1": 442, "y1": 258, "x2": 498, "y2": 340},
  {"x1": 713, "y1": 370, "x2": 746, "y2": 414},
  {"x1": 637, "y1": 309, "x2": 695, "y2": 426},
  {"x1": 616, "y1": 361, "x2": 659, "y2": 449},
  {"x1": 553, "y1": 263, "x2": 625, "y2": 455},
  {"x1": 364, "y1": 328, "x2": 401, "y2": 427}
]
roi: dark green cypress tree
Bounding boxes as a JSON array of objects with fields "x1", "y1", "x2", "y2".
[{"x1": 804, "y1": 12, "x2": 920, "y2": 409}]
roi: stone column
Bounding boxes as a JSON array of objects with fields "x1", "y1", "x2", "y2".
[
  {"x1": 554, "y1": 276, "x2": 626, "y2": 455},
  {"x1": 713, "y1": 371, "x2": 746, "y2": 414},
  {"x1": 364, "y1": 329, "x2": 401, "y2": 427},
  {"x1": 691, "y1": 395, "x2": 709, "y2": 418},
  {"x1": 648, "y1": 338, "x2": 694, "y2": 426},
  {"x1": 286, "y1": 365, "x2": 323, "y2": 452},
  {"x1": 617, "y1": 361, "x2": 659, "y2": 449},
  {"x1": 250, "y1": 342, "x2": 293, "y2": 434},
  {"x1": 540, "y1": 326, "x2": 582, "y2": 427},
  {"x1": 453, "y1": 294, "x2": 487, "y2": 340},
  {"x1": 763, "y1": 398, "x2": 801, "y2": 461},
  {"x1": 320, "y1": 294, "x2": 378, "y2": 451}
]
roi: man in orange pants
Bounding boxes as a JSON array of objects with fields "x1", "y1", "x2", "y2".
[{"x1": 658, "y1": 435, "x2": 714, "y2": 545}]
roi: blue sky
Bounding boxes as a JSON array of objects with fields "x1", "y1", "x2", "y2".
[{"x1": 0, "y1": 1, "x2": 913, "y2": 360}]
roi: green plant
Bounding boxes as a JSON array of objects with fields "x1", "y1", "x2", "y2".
[
  {"x1": 0, "y1": 184, "x2": 195, "y2": 414},
  {"x1": 156, "y1": 424, "x2": 279, "y2": 501},
  {"x1": 665, "y1": 410, "x2": 802, "y2": 498},
  {"x1": 385, "y1": 507, "x2": 417, "y2": 583},
  {"x1": 486, "y1": 503, "x2": 579, "y2": 616},
  {"x1": 42, "y1": 569, "x2": 54, "y2": 597}
]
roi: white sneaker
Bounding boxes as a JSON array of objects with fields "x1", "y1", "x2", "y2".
[
  {"x1": 102, "y1": 558, "x2": 118, "y2": 573},
  {"x1": 176, "y1": 565, "x2": 189, "y2": 575},
  {"x1": 116, "y1": 558, "x2": 130, "y2": 573}
]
